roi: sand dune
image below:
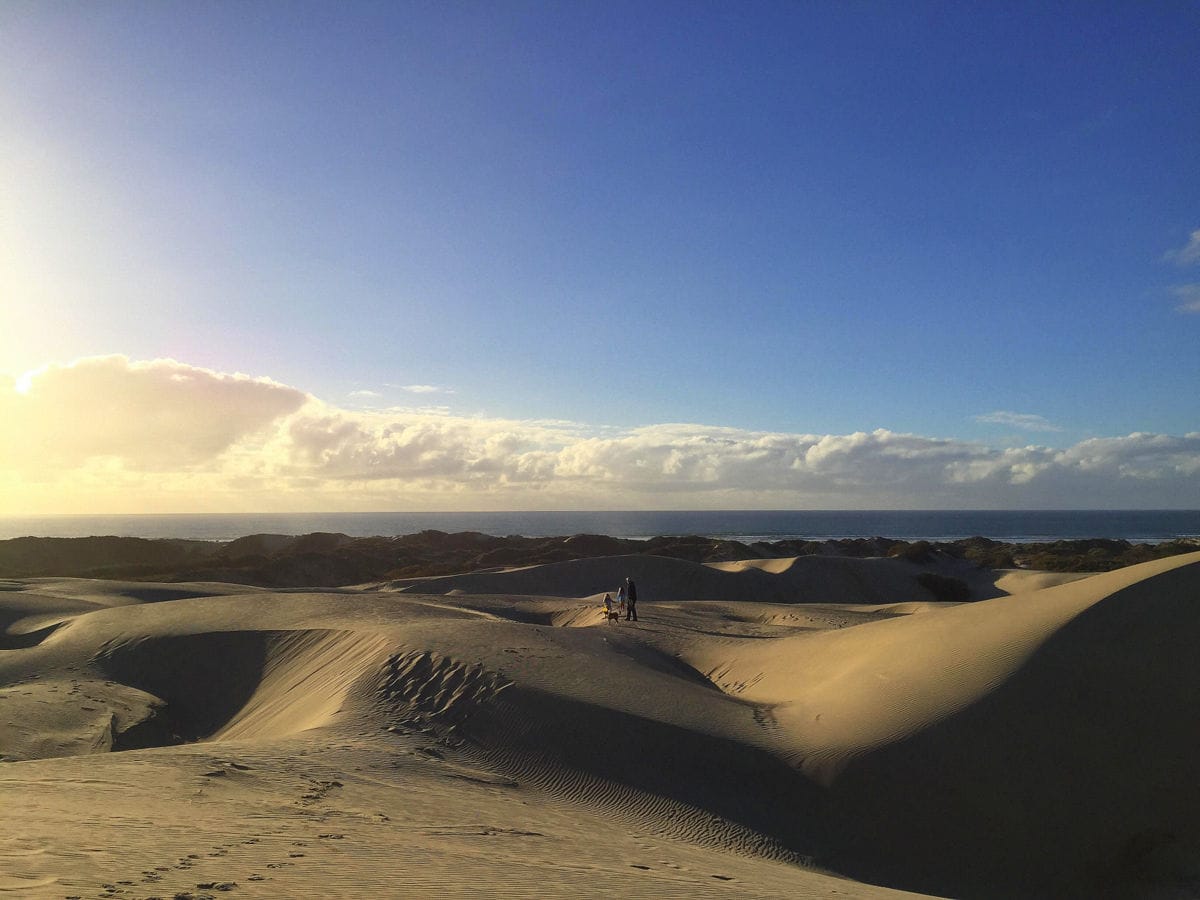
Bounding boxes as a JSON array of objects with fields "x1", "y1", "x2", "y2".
[
  {"x1": 381, "y1": 552, "x2": 955, "y2": 606},
  {"x1": 2, "y1": 551, "x2": 1199, "y2": 897}
]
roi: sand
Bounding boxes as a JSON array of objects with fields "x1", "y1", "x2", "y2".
[{"x1": 2, "y1": 550, "x2": 1200, "y2": 898}]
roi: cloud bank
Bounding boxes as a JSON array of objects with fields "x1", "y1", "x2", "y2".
[
  {"x1": 2, "y1": 356, "x2": 307, "y2": 471},
  {"x1": 3, "y1": 356, "x2": 1199, "y2": 513},
  {"x1": 1171, "y1": 284, "x2": 1200, "y2": 314},
  {"x1": 1165, "y1": 228, "x2": 1200, "y2": 267}
]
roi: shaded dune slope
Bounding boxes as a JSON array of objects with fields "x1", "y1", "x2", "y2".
[
  {"x1": 0, "y1": 592, "x2": 399, "y2": 760},
  {"x1": 383, "y1": 552, "x2": 942, "y2": 605},
  {"x1": 91, "y1": 629, "x2": 393, "y2": 746},
  {"x1": 821, "y1": 554, "x2": 1200, "y2": 898},
  {"x1": 681, "y1": 552, "x2": 1200, "y2": 897}
]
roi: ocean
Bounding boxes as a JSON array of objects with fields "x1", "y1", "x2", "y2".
[{"x1": 1, "y1": 510, "x2": 1199, "y2": 544}]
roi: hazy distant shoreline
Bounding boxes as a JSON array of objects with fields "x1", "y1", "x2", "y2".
[
  {"x1": 2, "y1": 508, "x2": 1200, "y2": 544},
  {"x1": 3, "y1": 529, "x2": 1199, "y2": 588}
]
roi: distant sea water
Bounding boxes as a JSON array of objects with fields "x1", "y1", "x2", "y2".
[{"x1": 1, "y1": 510, "x2": 1199, "y2": 545}]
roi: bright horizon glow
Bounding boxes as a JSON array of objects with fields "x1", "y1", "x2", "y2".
[{"x1": 1, "y1": 4, "x2": 1198, "y2": 514}]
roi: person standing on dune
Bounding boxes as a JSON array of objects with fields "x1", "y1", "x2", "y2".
[{"x1": 624, "y1": 577, "x2": 638, "y2": 621}]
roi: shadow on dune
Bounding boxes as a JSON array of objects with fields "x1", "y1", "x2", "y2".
[
  {"x1": 467, "y1": 685, "x2": 831, "y2": 863},
  {"x1": 0, "y1": 621, "x2": 64, "y2": 650},
  {"x1": 93, "y1": 632, "x2": 270, "y2": 746},
  {"x1": 602, "y1": 630, "x2": 725, "y2": 692},
  {"x1": 822, "y1": 559, "x2": 1200, "y2": 899},
  {"x1": 112, "y1": 586, "x2": 242, "y2": 604}
]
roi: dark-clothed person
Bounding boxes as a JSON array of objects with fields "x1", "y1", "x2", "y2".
[{"x1": 624, "y1": 577, "x2": 638, "y2": 621}]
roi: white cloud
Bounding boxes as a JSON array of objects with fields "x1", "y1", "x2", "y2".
[
  {"x1": 1170, "y1": 284, "x2": 1200, "y2": 313},
  {"x1": 397, "y1": 384, "x2": 453, "y2": 395},
  {"x1": 348, "y1": 389, "x2": 383, "y2": 400},
  {"x1": 975, "y1": 411, "x2": 1063, "y2": 432},
  {"x1": 4, "y1": 356, "x2": 1199, "y2": 513},
  {"x1": 1053, "y1": 433, "x2": 1200, "y2": 479},
  {"x1": 0, "y1": 356, "x2": 307, "y2": 472},
  {"x1": 281, "y1": 406, "x2": 575, "y2": 484},
  {"x1": 1165, "y1": 228, "x2": 1200, "y2": 266}
]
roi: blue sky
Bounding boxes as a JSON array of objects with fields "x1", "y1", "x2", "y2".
[{"x1": 1, "y1": 2, "x2": 1198, "y2": 512}]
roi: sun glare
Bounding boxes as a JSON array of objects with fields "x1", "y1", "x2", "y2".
[{"x1": 14, "y1": 369, "x2": 37, "y2": 395}]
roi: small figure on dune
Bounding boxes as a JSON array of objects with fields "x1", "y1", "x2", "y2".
[
  {"x1": 624, "y1": 577, "x2": 638, "y2": 621},
  {"x1": 602, "y1": 593, "x2": 617, "y2": 623}
]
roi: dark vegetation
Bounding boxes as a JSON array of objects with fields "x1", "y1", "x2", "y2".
[
  {"x1": 949, "y1": 536, "x2": 1200, "y2": 573},
  {"x1": 0, "y1": 530, "x2": 1195, "y2": 591}
]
